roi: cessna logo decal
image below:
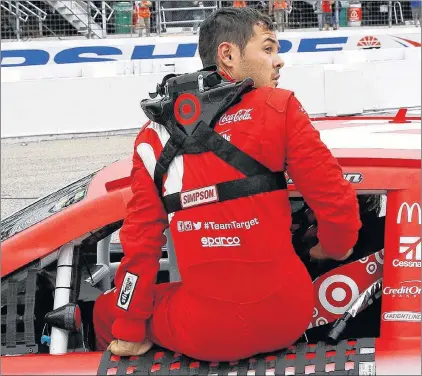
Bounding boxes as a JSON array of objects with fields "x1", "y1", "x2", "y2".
[
  {"x1": 397, "y1": 202, "x2": 421, "y2": 225},
  {"x1": 393, "y1": 237, "x2": 421, "y2": 268},
  {"x1": 117, "y1": 272, "x2": 139, "y2": 311}
]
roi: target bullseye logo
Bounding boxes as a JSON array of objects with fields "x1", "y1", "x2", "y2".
[
  {"x1": 366, "y1": 262, "x2": 378, "y2": 275},
  {"x1": 174, "y1": 93, "x2": 201, "y2": 126},
  {"x1": 316, "y1": 317, "x2": 328, "y2": 326},
  {"x1": 318, "y1": 275, "x2": 359, "y2": 315},
  {"x1": 375, "y1": 249, "x2": 384, "y2": 264}
]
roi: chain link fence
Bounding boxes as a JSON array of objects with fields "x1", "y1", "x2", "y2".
[{"x1": 1, "y1": 0, "x2": 420, "y2": 41}]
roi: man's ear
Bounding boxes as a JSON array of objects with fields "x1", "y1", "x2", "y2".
[{"x1": 216, "y1": 42, "x2": 237, "y2": 69}]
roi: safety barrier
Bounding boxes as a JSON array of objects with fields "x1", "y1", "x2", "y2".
[
  {"x1": 1, "y1": 27, "x2": 420, "y2": 69},
  {"x1": 1, "y1": 46, "x2": 420, "y2": 138}
]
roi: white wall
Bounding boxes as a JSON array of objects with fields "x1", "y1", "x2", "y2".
[{"x1": 1, "y1": 48, "x2": 420, "y2": 138}]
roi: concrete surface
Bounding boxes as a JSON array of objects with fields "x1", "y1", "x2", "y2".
[{"x1": 1, "y1": 133, "x2": 137, "y2": 219}]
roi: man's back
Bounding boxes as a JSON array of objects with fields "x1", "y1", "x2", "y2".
[{"x1": 133, "y1": 87, "x2": 360, "y2": 303}]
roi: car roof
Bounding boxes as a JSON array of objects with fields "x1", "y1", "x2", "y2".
[{"x1": 312, "y1": 115, "x2": 421, "y2": 162}]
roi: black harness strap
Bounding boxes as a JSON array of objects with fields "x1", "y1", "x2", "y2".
[
  {"x1": 144, "y1": 68, "x2": 287, "y2": 215},
  {"x1": 23, "y1": 269, "x2": 37, "y2": 346},
  {"x1": 163, "y1": 172, "x2": 286, "y2": 213},
  {"x1": 5, "y1": 278, "x2": 18, "y2": 348},
  {"x1": 154, "y1": 137, "x2": 184, "y2": 195},
  {"x1": 193, "y1": 121, "x2": 276, "y2": 176},
  {"x1": 154, "y1": 121, "x2": 286, "y2": 213}
]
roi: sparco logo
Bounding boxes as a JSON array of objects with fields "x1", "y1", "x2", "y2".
[
  {"x1": 396, "y1": 202, "x2": 421, "y2": 224},
  {"x1": 201, "y1": 236, "x2": 241, "y2": 248},
  {"x1": 383, "y1": 280, "x2": 421, "y2": 298},
  {"x1": 393, "y1": 236, "x2": 421, "y2": 268},
  {"x1": 383, "y1": 311, "x2": 421, "y2": 322},
  {"x1": 117, "y1": 272, "x2": 138, "y2": 311},
  {"x1": 180, "y1": 185, "x2": 218, "y2": 209},
  {"x1": 219, "y1": 109, "x2": 252, "y2": 125}
]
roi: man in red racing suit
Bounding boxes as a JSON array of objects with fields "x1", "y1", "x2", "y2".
[{"x1": 94, "y1": 8, "x2": 361, "y2": 361}]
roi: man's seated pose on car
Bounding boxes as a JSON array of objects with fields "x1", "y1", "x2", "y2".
[{"x1": 93, "y1": 7, "x2": 361, "y2": 361}]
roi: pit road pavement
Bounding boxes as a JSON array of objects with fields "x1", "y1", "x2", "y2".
[{"x1": 1, "y1": 134, "x2": 138, "y2": 219}]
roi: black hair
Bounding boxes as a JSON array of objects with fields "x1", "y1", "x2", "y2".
[{"x1": 198, "y1": 7, "x2": 274, "y2": 68}]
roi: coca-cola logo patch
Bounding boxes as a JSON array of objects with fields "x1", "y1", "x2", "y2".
[
  {"x1": 117, "y1": 272, "x2": 139, "y2": 311},
  {"x1": 219, "y1": 109, "x2": 252, "y2": 126}
]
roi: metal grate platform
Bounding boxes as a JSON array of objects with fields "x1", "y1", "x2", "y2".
[{"x1": 97, "y1": 338, "x2": 376, "y2": 375}]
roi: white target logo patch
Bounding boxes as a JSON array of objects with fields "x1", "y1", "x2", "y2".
[
  {"x1": 316, "y1": 317, "x2": 328, "y2": 326},
  {"x1": 318, "y1": 275, "x2": 360, "y2": 315},
  {"x1": 366, "y1": 262, "x2": 378, "y2": 274}
]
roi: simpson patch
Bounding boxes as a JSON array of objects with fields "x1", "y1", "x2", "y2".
[{"x1": 117, "y1": 272, "x2": 139, "y2": 311}]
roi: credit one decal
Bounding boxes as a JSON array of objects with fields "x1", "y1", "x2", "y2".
[{"x1": 1, "y1": 37, "x2": 348, "y2": 67}]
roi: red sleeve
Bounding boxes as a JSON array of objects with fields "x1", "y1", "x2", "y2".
[
  {"x1": 284, "y1": 95, "x2": 361, "y2": 259},
  {"x1": 111, "y1": 134, "x2": 168, "y2": 343}
]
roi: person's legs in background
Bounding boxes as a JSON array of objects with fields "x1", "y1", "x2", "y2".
[
  {"x1": 274, "y1": 10, "x2": 282, "y2": 31},
  {"x1": 414, "y1": 7, "x2": 421, "y2": 27},
  {"x1": 137, "y1": 17, "x2": 145, "y2": 37},
  {"x1": 332, "y1": 11, "x2": 339, "y2": 30},
  {"x1": 323, "y1": 12, "x2": 330, "y2": 30},
  {"x1": 317, "y1": 13, "x2": 323, "y2": 30},
  {"x1": 145, "y1": 17, "x2": 151, "y2": 36},
  {"x1": 193, "y1": 12, "x2": 201, "y2": 35}
]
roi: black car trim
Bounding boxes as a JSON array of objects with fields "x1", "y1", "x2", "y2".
[{"x1": 1, "y1": 172, "x2": 98, "y2": 242}]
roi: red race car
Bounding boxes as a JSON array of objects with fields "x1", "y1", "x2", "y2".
[{"x1": 1, "y1": 110, "x2": 421, "y2": 375}]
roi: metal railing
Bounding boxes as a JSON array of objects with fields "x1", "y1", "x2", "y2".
[
  {"x1": 159, "y1": 1, "x2": 217, "y2": 34},
  {"x1": 1, "y1": 0, "x2": 47, "y2": 22},
  {"x1": 393, "y1": 0, "x2": 404, "y2": 24},
  {"x1": 1, "y1": 0, "x2": 419, "y2": 41}
]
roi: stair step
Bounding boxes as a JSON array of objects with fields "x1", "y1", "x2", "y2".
[{"x1": 45, "y1": 0, "x2": 104, "y2": 39}]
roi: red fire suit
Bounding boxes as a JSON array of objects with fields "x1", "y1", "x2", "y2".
[{"x1": 93, "y1": 87, "x2": 362, "y2": 361}]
